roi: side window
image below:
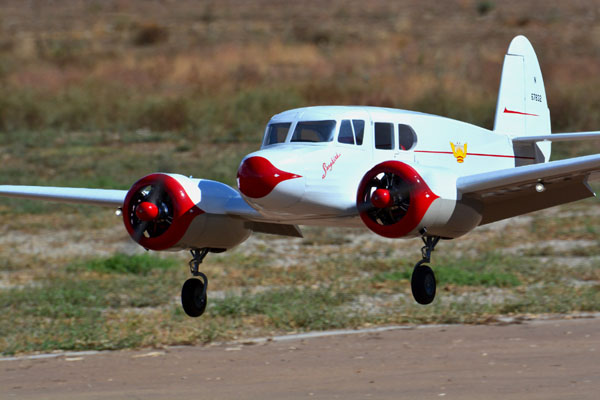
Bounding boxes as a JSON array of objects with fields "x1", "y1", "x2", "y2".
[
  {"x1": 374, "y1": 122, "x2": 393, "y2": 150},
  {"x1": 353, "y1": 120, "x2": 364, "y2": 145},
  {"x1": 398, "y1": 124, "x2": 417, "y2": 150},
  {"x1": 338, "y1": 120, "x2": 355, "y2": 144},
  {"x1": 265, "y1": 122, "x2": 291, "y2": 145}
]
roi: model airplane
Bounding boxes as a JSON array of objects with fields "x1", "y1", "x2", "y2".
[{"x1": 1, "y1": 36, "x2": 600, "y2": 317}]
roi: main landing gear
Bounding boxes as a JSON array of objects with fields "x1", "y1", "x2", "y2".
[
  {"x1": 411, "y1": 235, "x2": 440, "y2": 305},
  {"x1": 181, "y1": 248, "x2": 210, "y2": 317}
]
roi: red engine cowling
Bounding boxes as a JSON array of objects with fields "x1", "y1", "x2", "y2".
[
  {"x1": 123, "y1": 173, "x2": 251, "y2": 251},
  {"x1": 356, "y1": 161, "x2": 439, "y2": 238}
]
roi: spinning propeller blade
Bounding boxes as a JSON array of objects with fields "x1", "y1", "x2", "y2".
[{"x1": 357, "y1": 171, "x2": 412, "y2": 225}]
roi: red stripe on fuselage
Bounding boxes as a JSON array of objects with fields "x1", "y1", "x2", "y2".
[{"x1": 414, "y1": 150, "x2": 535, "y2": 160}]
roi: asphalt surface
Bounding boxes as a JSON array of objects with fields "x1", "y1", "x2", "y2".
[{"x1": 2, "y1": 317, "x2": 599, "y2": 400}]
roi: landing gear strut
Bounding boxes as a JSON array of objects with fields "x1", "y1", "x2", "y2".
[
  {"x1": 411, "y1": 235, "x2": 440, "y2": 305},
  {"x1": 181, "y1": 248, "x2": 209, "y2": 317}
]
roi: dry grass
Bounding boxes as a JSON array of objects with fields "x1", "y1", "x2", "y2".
[{"x1": 1, "y1": 1, "x2": 600, "y2": 136}]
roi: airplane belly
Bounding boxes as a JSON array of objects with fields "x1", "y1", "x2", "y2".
[
  {"x1": 252, "y1": 181, "x2": 358, "y2": 222},
  {"x1": 295, "y1": 182, "x2": 357, "y2": 215},
  {"x1": 176, "y1": 213, "x2": 252, "y2": 251}
]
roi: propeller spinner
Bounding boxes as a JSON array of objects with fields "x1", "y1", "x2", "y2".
[{"x1": 135, "y1": 201, "x2": 159, "y2": 221}]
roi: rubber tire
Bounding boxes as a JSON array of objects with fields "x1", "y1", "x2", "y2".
[
  {"x1": 411, "y1": 264, "x2": 436, "y2": 305},
  {"x1": 181, "y1": 278, "x2": 207, "y2": 317}
]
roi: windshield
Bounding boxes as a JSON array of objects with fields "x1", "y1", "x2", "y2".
[
  {"x1": 264, "y1": 122, "x2": 291, "y2": 145},
  {"x1": 291, "y1": 120, "x2": 336, "y2": 143}
]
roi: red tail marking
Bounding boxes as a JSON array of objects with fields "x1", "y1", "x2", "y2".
[{"x1": 503, "y1": 107, "x2": 539, "y2": 117}]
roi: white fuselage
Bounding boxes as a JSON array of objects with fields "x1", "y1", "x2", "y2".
[{"x1": 236, "y1": 106, "x2": 524, "y2": 238}]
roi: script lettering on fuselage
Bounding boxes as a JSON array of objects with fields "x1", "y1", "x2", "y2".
[{"x1": 322, "y1": 153, "x2": 341, "y2": 179}]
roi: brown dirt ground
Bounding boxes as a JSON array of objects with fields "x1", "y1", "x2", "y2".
[{"x1": 1, "y1": 316, "x2": 598, "y2": 400}]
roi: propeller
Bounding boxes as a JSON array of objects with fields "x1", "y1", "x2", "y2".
[
  {"x1": 357, "y1": 161, "x2": 438, "y2": 239},
  {"x1": 122, "y1": 173, "x2": 204, "y2": 251},
  {"x1": 127, "y1": 180, "x2": 174, "y2": 242},
  {"x1": 358, "y1": 171, "x2": 412, "y2": 226}
]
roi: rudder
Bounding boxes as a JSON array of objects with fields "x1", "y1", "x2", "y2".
[{"x1": 494, "y1": 35, "x2": 551, "y2": 163}]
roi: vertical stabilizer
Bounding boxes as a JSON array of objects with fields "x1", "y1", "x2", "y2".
[{"x1": 494, "y1": 35, "x2": 551, "y2": 163}]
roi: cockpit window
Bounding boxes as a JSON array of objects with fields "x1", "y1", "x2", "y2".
[
  {"x1": 291, "y1": 120, "x2": 336, "y2": 143},
  {"x1": 264, "y1": 122, "x2": 291, "y2": 145}
]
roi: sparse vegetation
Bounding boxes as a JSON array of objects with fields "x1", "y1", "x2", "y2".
[
  {"x1": 68, "y1": 253, "x2": 179, "y2": 275},
  {"x1": 0, "y1": 0, "x2": 599, "y2": 355},
  {"x1": 1, "y1": 231, "x2": 599, "y2": 355},
  {"x1": 476, "y1": 1, "x2": 495, "y2": 16}
]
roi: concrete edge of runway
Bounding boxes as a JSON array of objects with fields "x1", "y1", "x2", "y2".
[{"x1": 2, "y1": 311, "x2": 598, "y2": 363}]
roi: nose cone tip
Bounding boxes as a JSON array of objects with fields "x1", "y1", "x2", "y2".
[
  {"x1": 136, "y1": 201, "x2": 159, "y2": 221},
  {"x1": 237, "y1": 156, "x2": 302, "y2": 198}
]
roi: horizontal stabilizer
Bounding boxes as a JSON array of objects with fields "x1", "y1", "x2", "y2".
[
  {"x1": 513, "y1": 132, "x2": 600, "y2": 143},
  {"x1": 0, "y1": 186, "x2": 127, "y2": 207}
]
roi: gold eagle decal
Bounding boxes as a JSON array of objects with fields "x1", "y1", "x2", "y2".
[{"x1": 450, "y1": 142, "x2": 467, "y2": 163}]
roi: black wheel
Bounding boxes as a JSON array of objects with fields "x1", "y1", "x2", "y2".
[
  {"x1": 181, "y1": 278, "x2": 207, "y2": 317},
  {"x1": 411, "y1": 264, "x2": 436, "y2": 305}
]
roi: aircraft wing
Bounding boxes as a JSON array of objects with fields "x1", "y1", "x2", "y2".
[
  {"x1": 0, "y1": 186, "x2": 127, "y2": 207},
  {"x1": 512, "y1": 131, "x2": 600, "y2": 143},
  {"x1": 456, "y1": 154, "x2": 600, "y2": 225},
  {"x1": 0, "y1": 181, "x2": 303, "y2": 238}
]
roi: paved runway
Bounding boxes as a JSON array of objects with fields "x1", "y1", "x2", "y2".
[{"x1": 2, "y1": 317, "x2": 599, "y2": 399}]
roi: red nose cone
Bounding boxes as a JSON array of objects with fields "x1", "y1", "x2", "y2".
[
  {"x1": 371, "y1": 188, "x2": 392, "y2": 208},
  {"x1": 237, "y1": 156, "x2": 302, "y2": 198},
  {"x1": 135, "y1": 201, "x2": 159, "y2": 221}
]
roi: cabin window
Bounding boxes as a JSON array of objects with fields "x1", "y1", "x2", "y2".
[
  {"x1": 338, "y1": 120, "x2": 355, "y2": 144},
  {"x1": 265, "y1": 122, "x2": 291, "y2": 145},
  {"x1": 291, "y1": 120, "x2": 336, "y2": 143},
  {"x1": 398, "y1": 124, "x2": 417, "y2": 150},
  {"x1": 353, "y1": 120, "x2": 365, "y2": 145},
  {"x1": 374, "y1": 122, "x2": 393, "y2": 150}
]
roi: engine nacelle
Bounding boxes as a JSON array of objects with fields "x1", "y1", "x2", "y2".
[
  {"x1": 357, "y1": 161, "x2": 439, "y2": 238},
  {"x1": 123, "y1": 173, "x2": 251, "y2": 251},
  {"x1": 357, "y1": 161, "x2": 484, "y2": 239}
]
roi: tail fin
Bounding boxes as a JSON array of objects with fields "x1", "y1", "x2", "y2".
[{"x1": 494, "y1": 35, "x2": 551, "y2": 163}]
